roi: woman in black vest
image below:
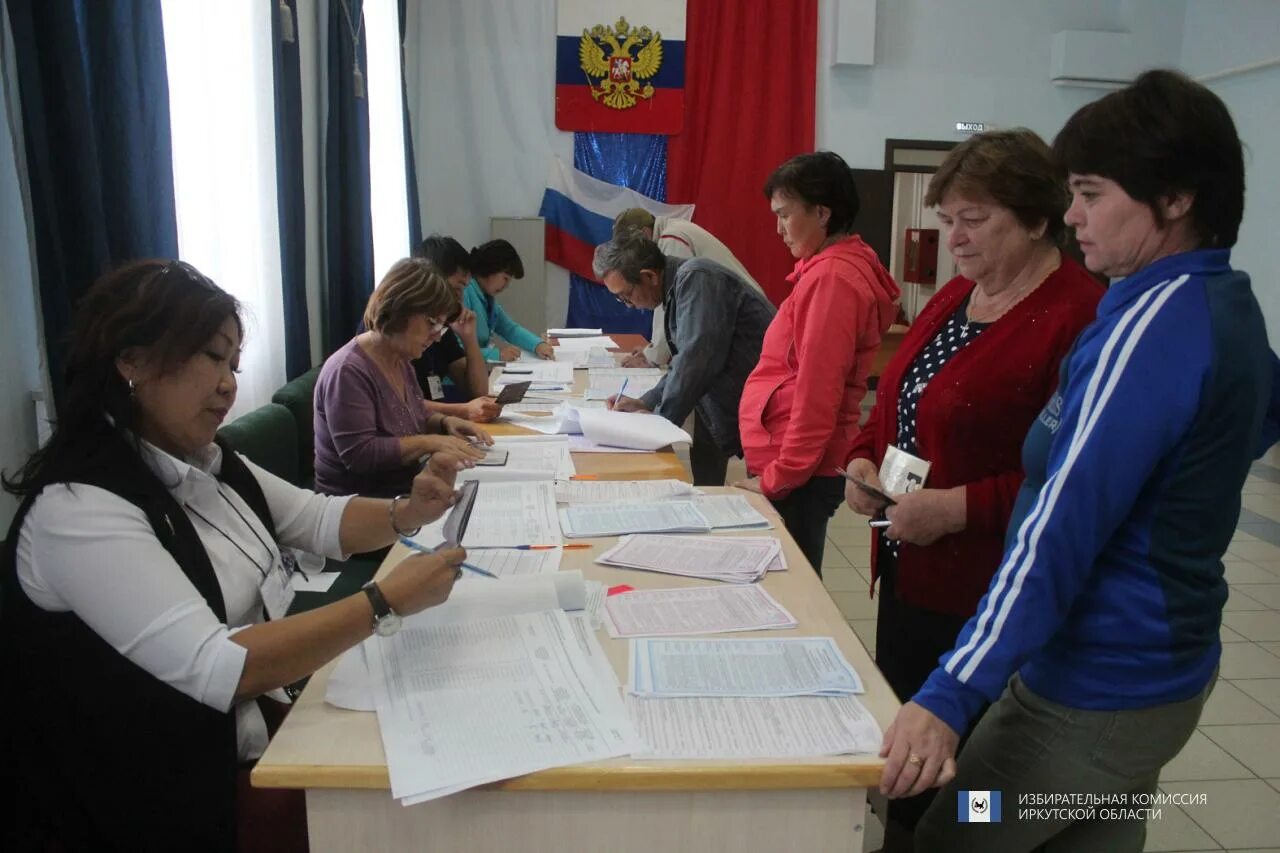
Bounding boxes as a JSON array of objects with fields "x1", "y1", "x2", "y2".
[{"x1": 1, "y1": 261, "x2": 469, "y2": 851}]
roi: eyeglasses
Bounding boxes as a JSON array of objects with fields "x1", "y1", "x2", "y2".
[
  {"x1": 612, "y1": 283, "x2": 638, "y2": 308},
  {"x1": 427, "y1": 317, "x2": 447, "y2": 332}
]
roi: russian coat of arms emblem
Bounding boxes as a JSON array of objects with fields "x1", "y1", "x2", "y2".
[{"x1": 578, "y1": 17, "x2": 664, "y2": 110}]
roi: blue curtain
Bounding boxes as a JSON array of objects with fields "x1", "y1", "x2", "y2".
[
  {"x1": 323, "y1": 0, "x2": 374, "y2": 353},
  {"x1": 398, "y1": 0, "x2": 421, "y2": 248},
  {"x1": 6, "y1": 0, "x2": 178, "y2": 406},
  {"x1": 271, "y1": 0, "x2": 311, "y2": 379},
  {"x1": 567, "y1": 132, "x2": 667, "y2": 336}
]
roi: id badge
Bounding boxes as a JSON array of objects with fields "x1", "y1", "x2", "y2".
[
  {"x1": 427, "y1": 376, "x2": 444, "y2": 401},
  {"x1": 259, "y1": 555, "x2": 296, "y2": 620}
]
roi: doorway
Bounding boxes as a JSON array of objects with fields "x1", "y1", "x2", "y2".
[{"x1": 885, "y1": 139, "x2": 956, "y2": 321}]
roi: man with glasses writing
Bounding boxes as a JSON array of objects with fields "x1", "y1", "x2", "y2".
[{"x1": 593, "y1": 235, "x2": 775, "y2": 486}]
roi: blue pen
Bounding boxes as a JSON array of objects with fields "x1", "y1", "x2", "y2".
[
  {"x1": 397, "y1": 536, "x2": 498, "y2": 578},
  {"x1": 613, "y1": 377, "x2": 629, "y2": 410}
]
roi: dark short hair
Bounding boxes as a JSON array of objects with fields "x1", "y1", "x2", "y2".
[
  {"x1": 592, "y1": 234, "x2": 666, "y2": 285},
  {"x1": 1053, "y1": 69, "x2": 1245, "y2": 248},
  {"x1": 363, "y1": 258, "x2": 460, "y2": 335},
  {"x1": 469, "y1": 239, "x2": 524, "y2": 279},
  {"x1": 763, "y1": 151, "x2": 861, "y2": 235},
  {"x1": 4, "y1": 260, "x2": 242, "y2": 496},
  {"x1": 925, "y1": 129, "x2": 1068, "y2": 243},
  {"x1": 612, "y1": 208, "x2": 656, "y2": 239},
  {"x1": 415, "y1": 234, "x2": 470, "y2": 277}
]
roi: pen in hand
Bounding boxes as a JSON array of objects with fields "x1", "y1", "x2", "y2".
[
  {"x1": 397, "y1": 535, "x2": 498, "y2": 578},
  {"x1": 609, "y1": 378, "x2": 630, "y2": 411}
]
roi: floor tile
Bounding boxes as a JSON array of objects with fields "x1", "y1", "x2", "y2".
[
  {"x1": 1223, "y1": 611, "x2": 1280, "y2": 642},
  {"x1": 1197, "y1": 681, "x2": 1280, "y2": 725},
  {"x1": 1224, "y1": 585, "x2": 1270, "y2": 611},
  {"x1": 835, "y1": 543, "x2": 873, "y2": 569},
  {"x1": 1143, "y1": 798, "x2": 1221, "y2": 851},
  {"x1": 828, "y1": 525, "x2": 871, "y2": 550},
  {"x1": 1228, "y1": 540, "x2": 1280, "y2": 562},
  {"x1": 848, "y1": 619, "x2": 877, "y2": 653},
  {"x1": 821, "y1": 547, "x2": 853, "y2": 569},
  {"x1": 1162, "y1": 779, "x2": 1280, "y2": 849},
  {"x1": 1234, "y1": 679, "x2": 1280, "y2": 713},
  {"x1": 1219, "y1": 644, "x2": 1280, "y2": 679},
  {"x1": 1233, "y1": 584, "x2": 1280, "y2": 609},
  {"x1": 1225, "y1": 562, "x2": 1280, "y2": 585},
  {"x1": 1200, "y1": 724, "x2": 1280, "y2": 777},
  {"x1": 1221, "y1": 624, "x2": 1250, "y2": 642},
  {"x1": 829, "y1": 590, "x2": 879, "y2": 621},
  {"x1": 1160, "y1": 730, "x2": 1253, "y2": 782},
  {"x1": 823, "y1": 571, "x2": 868, "y2": 594},
  {"x1": 1259, "y1": 642, "x2": 1280, "y2": 659}
]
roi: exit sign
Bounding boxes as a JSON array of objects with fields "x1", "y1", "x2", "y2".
[{"x1": 955, "y1": 121, "x2": 986, "y2": 134}]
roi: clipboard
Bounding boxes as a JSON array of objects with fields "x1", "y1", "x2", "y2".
[
  {"x1": 441, "y1": 480, "x2": 479, "y2": 547},
  {"x1": 494, "y1": 380, "x2": 532, "y2": 405}
]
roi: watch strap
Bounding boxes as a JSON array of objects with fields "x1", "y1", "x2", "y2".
[{"x1": 362, "y1": 581, "x2": 394, "y2": 623}]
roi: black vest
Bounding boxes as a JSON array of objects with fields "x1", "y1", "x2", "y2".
[{"x1": 1, "y1": 429, "x2": 277, "y2": 852}]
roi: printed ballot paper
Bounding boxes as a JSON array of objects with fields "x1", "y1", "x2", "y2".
[
  {"x1": 603, "y1": 585, "x2": 798, "y2": 638},
  {"x1": 560, "y1": 501, "x2": 712, "y2": 538},
  {"x1": 554, "y1": 478, "x2": 698, "y2": 504},
  {"x1": 628, "y1": 636, "x2": 865, "y2": 697},
  {"x1": 584, "y1": 367, "x2": 663, "y2": 400},
  {"x1": 456, "y1": 436, "x2": 575, "y2": 483},
  {"x1": 368, "y1": 610, "x2": 637, "y2": 804},
  {"x1": 597, "y1": 534, "x2": 781, "y2": 583},
  {"x1": 412, "y1": 480, "x2": 561, "y2": 548},
  {"x1": 520, "y1": 403, "x2": 691, "y2": 451}
]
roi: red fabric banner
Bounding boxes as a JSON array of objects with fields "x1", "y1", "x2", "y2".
[{"x1": 666, "y1": 0, "x2": 818, "y2": 307}]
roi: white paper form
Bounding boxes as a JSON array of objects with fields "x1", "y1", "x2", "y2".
[
  {"x1": 461, "y1": 547, "x2": 561, "y2": 578},
  {"x1": 604, "y1": 585, "x2": 797, "y2": 638},
  {"x1": 325, "y1": 571, "x2": 586, "y2": 712},
  {"x1": 555, "y1": 479, "x2": 698, "y2": 504},
  {"x1": 560, "y1": 501, "x2": 712, "y2": 538},
  {"x1": 549, "y1": 327, "x2": 603, "y2": 337},
  {"x1": 551, "y1": 335, "x2": 617, "y2": 350},
  {"x1": 463, "y1": 481, "x2": 562, "y2": 547},
  {"x1": 597, "y1": 534, "x2": 779, "y2": 583},
  {"x1": 367, "y1": 610, "x2": 638, "y2": 803},
  {"x1": 565, "y1": 436, "x2": 652, "y2": 453},
  {"x1": 584, "y1": 367, "x2": 663, "y2": 400},
  {"x1": 575, "y1": 409, "x2": 691, "y2": 450},
  {"x1": 626, "y1": 695, "x2": 882, "y2": 759},
  {"x1": 493, "y1": 360, "x2": 574, "y2": 385},
  {"x1": 457, "y1": 436, "x2": 576, "y2": 483},
  {"x1": 290, "y1": 571, "x2": 340, "y2": 593},
  {"x1": 691, "y1": 495, "x2": 772, "y2": 529},
  {"x1": 629, "y1": 636, "x2": 865, "y2": 697},
  {"x1": 551, "y1": 347, "x2": 613, "y2": 368}
]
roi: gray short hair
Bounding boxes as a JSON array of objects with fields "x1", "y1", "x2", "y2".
[{"x1": 592, "y1": 234, "x2": 666, "y2": 284}]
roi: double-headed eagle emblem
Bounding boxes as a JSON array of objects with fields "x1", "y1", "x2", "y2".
[{"x1": 578, "y1": 17, "x2": 663, "y2": 110}]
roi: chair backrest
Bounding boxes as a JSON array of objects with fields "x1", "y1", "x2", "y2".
[
  {"x1": 271, "y1": 366, "x2": 321, "y2": 486},
  {"x1": 217, "y1": 403, "x2": 299, "y2": 484}
]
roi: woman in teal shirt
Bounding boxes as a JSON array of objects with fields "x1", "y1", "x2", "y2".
[{"x1": 463, "y1": 239, "x2": 553, "y2": 361}]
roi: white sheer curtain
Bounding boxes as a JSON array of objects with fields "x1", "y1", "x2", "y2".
[
  {"x1": 162, "y1": 1, "x2": 286, "y2": 418},
  {"x1": 364, "y1": 0, "x2": 411, "y2": 283}
]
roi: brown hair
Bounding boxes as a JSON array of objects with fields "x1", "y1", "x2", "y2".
[
  {"x1": 4, "y1": 259, "x2": 242, "y2": 496},
  {"x1": 926, "y1": 129, "x2": 1068, "y2": 243},
  {"x1": 362, "y1": 258, "x2": 460, "y2": 335}
]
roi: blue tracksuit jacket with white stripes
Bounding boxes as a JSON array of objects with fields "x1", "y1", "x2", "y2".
[{"x1": 915, "y1": 249, "x2": 1280, "y2": 734}]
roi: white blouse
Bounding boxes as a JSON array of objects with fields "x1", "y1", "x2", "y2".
[{"x1": 16, "y1": 441, "x2": 354, "y2": 760}]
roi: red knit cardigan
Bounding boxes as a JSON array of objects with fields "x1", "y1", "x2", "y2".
[{"x1": 846, "y1": 257, "x2": 1103, "y2": 615}]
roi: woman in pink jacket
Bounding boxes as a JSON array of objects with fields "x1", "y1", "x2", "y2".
[{"x1": 737, "y1": 152, "x2": 900, "y2": 572}]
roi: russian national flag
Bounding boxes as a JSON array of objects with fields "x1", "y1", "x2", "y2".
[
  {"x1": 555, "y1": 0, "x2": 686, "y2": 133},
  {"x1": 539, "y1": 157, "x2": 694, "y2": 282}
]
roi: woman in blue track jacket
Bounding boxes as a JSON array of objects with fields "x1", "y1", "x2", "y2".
[{"x1": 879, "y1": 70, "x2": 1280, "y2": 852}]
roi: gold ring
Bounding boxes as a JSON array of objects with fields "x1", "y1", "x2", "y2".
[{"x1": 907, "y1": 753, "x2": 924, "y2": 766}]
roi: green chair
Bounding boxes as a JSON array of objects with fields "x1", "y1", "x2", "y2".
[
  {"x1": 217, "y1": 402, "x2": 299, "y2": 484},
  {"x1": 272, "y1": 366, "x2": 321, "y2": 489}
]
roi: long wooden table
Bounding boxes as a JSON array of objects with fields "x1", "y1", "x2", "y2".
[
  {"x1": 255, "y1": 482, "x2": 898, "y2": 852},
  {"x1": 484, "y1": 333, "x2": 688, "y2": 482}
]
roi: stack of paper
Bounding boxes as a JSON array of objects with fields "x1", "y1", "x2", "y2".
[
  {"x1": 555, "y1": 478, "x2": 698, "y2": 504},
  {"x1": 603, "y1": 585, "x2": 798, "y2": 638},
  {"x1": 691, "y1": 495, "x2": 771, "y2": 529},
  {"x1": 519, "y1": 403, "x2": 690, "y2": 450},
  {"x1": 551, "y1": 335, "x2": 616, "y2": 351},
  {"x1": 456, "y1": 435, "x2": 575, "y2": 483},
  {"x1": 412, "y1": 480, "x2": 561, "y2": 548},
  {"x1": 549, "y1": 327, "x2": 603, "y2": 337},
  {"x1": 368, "y1": 610, "x2": 638, "y2": 803},
  {"x1": 584, "y1": 367, "x2": 663, "y2": 400},
  {"x1": 628, "y1": 636, "x2": 865, "y2": 697},
  {"x1": 492, "y1": 360, "x2": 574, "y2": 390},
  {"x1": 560, "y1": 502, "x2": 712, "y2": 538},
  {"x1": 626, "y1": 695, "x2": 882, "y2": 759},
  {"x1": 461, "y1": 547, "x2": 562, "y2": 578},
  {"x1": 597, "y1": 534, "x2": 782, "y2": 583},
  {"x1": 552, "y1": 347, "x2": 614, "y2": 368}
]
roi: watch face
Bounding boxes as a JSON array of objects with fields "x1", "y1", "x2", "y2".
[{"x1": 375, "y1": 612, "x2": 403, "y2": 637}]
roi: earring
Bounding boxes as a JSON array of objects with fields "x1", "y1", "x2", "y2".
[{"x1": 127, "y1": 378, "x2": 136, "y2": 396}]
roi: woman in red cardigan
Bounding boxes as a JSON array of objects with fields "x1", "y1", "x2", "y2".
[
  {"x1": 737, "y1": 152, "x2": 900, "y2": 571},
  {"x1": 843, "y1": 130, "x2": 1103, "y2": 851}
]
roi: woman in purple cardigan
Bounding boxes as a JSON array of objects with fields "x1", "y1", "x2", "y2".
[{"x1": 314, "y1": 259, "x2": 493, "y2": 497}]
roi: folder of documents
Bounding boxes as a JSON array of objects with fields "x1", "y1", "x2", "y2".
[
  {"x1": 628, "y1": 636, "x2": 866, "y2": 697},
  {"x1": 559, "y1": 501, "x2": 712, "y2": 538}
]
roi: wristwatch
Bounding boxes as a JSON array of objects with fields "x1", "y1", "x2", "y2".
[{"x1": 361, "y1": 581, "x2": 402, "y2": 637}]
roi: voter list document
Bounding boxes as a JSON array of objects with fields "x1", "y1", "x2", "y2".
[
  {"x1": 629, "y1": 637, "x2": 865, "y2": 697},
  {"x1": 367, "y1": 609, "x2": 638, "y2": 804}
]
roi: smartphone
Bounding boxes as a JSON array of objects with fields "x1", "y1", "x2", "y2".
[
  {"x1": 833, "y1": 467, "x2": 897, "y2": 506},
  {"x1": 476, "y1": 447, "x2": 509, "y2": 466},
  {"x1": 494, "y1": 380, "x2": 532, "y2": 405}
]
